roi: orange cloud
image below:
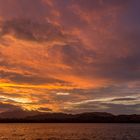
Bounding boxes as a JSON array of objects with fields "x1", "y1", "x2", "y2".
[{"x1": 0, "y1": 0, "x2": 139, "y2": 114}]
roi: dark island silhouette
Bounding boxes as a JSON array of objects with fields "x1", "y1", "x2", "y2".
[{"x1": 0, "y1": 110, "x2": 139, "y2": 123}]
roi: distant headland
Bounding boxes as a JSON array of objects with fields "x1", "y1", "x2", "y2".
[{"x1": 0, "y1": 110, "x2": 139, "y2": 123}]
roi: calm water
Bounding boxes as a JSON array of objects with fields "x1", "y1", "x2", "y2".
[{"x1": 0, "y1": 123, "x2": 139, "y2": 140}]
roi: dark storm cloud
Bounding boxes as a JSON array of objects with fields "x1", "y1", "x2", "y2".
[
  {"x1": 112, "y1": 97, "x2": 138, "y2": 102},
  {"x1": 93, "y1": 31, "x2": 140, "y2": 82},
  {"x1": 44, "y1": 1, "x2": 140, "y2": 84},
  {"x1": 50, "y1": 44, "x2": 96, "y2": 69},
  {"x1": 51, "y1": 0, "x2": 132, "y2": 29},
  {"x1": 70, "y1": 101, "x2": 140, "y2": 115},
  {"x1": 72, "y1": 0, "x2": 131, "y2": 10},
  {"x1": 0, "y1": 0, "x2": 50, "y2": 20},
  {"x1": 0, "y1": 70, "x2": 67, "y2": 85},
  {"x1": 0, "y1": 19, "x2": 64, "y2": 42},
  {"x1": 38, "y1": 107, "x2": 52, "y2": 112},
  {"x1": 100, "y1": 103, "x2": 140, "y2": 114},
  {"x1": 66, "y1": 85, "x2": 140, "y2": 100},
  {"x1": 0, "y1": 102, "x2": 21, "y2": 112}
]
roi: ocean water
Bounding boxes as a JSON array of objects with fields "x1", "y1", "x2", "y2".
[{"x1": 0, "y1": 123, "x2": 139, "y2": 140}]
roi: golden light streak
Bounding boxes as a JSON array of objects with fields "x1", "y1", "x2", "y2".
[{"x1": 0, "y1": 82, "x2": 75, "y2": 90}]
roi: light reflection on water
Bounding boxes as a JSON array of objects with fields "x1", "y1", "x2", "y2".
[{"x1": 0, "y1": 123, "x2": 139, "y2": 140}]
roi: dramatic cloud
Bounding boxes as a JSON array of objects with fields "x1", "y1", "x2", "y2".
[
  {"x1": 0, "y1": 102, "x2": 21, "y2": 113},
  {"x1": 0, "y1": 0, "x2": 139, "y2": 114}
]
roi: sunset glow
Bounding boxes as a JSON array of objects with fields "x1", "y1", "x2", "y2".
[{"x1": 0, "y1": 0, "x2": 140, "y2": 114}]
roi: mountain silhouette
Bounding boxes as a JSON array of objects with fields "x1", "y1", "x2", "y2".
[{"x1": 0, "y1": 110, "x2": 139, "y2": 123}]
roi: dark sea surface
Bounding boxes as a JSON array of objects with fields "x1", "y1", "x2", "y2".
[{"x1": 0, "y1": 123, "x2": 139, "y2": 140}]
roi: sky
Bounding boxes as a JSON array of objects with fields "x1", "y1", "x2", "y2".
[{"x1": 0, "y1": 0, "x2": 140, "y2": 114}]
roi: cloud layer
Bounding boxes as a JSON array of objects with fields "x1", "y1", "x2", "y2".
[{"x1": 0, "y1": 0, "x2": 139, "y2": 114}]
